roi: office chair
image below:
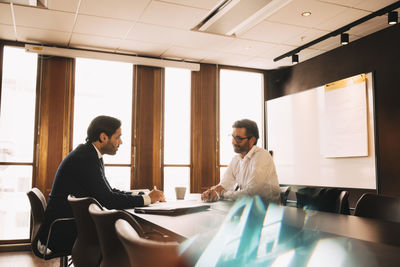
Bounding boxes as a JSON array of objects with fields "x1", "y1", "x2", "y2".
[
  {"x1": 26, "y1": 188, "x2": 74, "y2": 267},
  {"x1": 336, "y1": 190, "x2": 350, "y2": 214},
  {"x1": 354, "y1": 193, "x2": 400, "y2": 223},
  {"x1": 67, "y1": 195, "x2": 102, "y2": 267},
  {"x1": 89, "y1": 204, "x2": 147, "y2": 267},
  {"x1": 296, "y1": 187, "x2": 349, "y2": 214},
  {"x1": 279, "y1": 186, "x2": 291, "y2": 205},
  {"x1": 115, "y1": 219, "x2": 188, "y2": 267}
]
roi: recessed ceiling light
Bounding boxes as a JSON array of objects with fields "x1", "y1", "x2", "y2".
[{"x1": 301, "y1": 11, "x2": 312, "y2": 17}]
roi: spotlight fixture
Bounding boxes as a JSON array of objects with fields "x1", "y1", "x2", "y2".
[
  {"x1": 301, "y1": 11, "x2": 311, "y2": 17},
  {"x1": 292, "y1": 54, "x2": 299, "y2": 64},
  {"x1": 388, "y1": 11, "x2": 398, "y2": 25},
  {"x1": 340, "y1": 33, "x2": 349, "y2": 45}
]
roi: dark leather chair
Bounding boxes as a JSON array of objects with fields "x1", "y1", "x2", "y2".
[
  {"x1": 67, "y1": 195, "x2": 102, "y2": 267},
  {"x1": 88, "y1": 204, "x2": 147, "y2": 267},
  {"x1": 26, "y1": 188, "x2": 74, "y2": 267},
  {"x1": 336, "y1": 190, "x2": 350, "y2": 214},
  {"x1": 296, "y1": 187, "x2": 350, "y2": 214},
  {"x1": 354, "y1": 193, "x2": 400, "y2": 222},
  {"x1": 279, "y1": 186, "x2": 291, "y2": 205},
  {"x1": 115, "y1": 219, "x2": 187, "y2": 267}
]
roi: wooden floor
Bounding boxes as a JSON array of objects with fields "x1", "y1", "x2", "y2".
[{"x1": 0, "y1": 251, "x2": 64, "y2": 267}]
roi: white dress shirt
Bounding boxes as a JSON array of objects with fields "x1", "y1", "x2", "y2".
[
  {"x1": 219, "y1": 146, "x2": 280, "y2": 201},
  {"x1": 92, "y1": 144, "x2": 151, "y2": 205}
]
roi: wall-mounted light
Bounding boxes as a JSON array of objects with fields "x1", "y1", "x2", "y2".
[
  {"x1": 388, "y1": 11, "x2": 398, "y2": 25},
  {"x1": 340, "y1": 33, "x2": 349, "y2": 45},
  {"x1": 292, "y1": 54, "x2": 299, "y2": 64}
]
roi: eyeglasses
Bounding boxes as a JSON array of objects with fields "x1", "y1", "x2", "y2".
[{"x1": 230, "y1": 135, "x2": 250, "y2": 143}]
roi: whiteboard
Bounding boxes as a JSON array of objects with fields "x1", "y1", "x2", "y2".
[{"x1": 266, "y1": 73, "x2": 376, "y2": 189}]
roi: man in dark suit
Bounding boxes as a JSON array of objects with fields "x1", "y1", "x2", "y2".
[{"x1": 39, "y1": 115, "x2": 165, "y2": 253}]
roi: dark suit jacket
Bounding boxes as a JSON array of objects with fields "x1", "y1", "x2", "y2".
[{"x1": 40, "y1": 142, "x2": 144, "y2": 252}]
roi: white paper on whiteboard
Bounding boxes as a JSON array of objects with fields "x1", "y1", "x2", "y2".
[{"x1": 323, "y1": 80, "x2": 368, "y2": 157}]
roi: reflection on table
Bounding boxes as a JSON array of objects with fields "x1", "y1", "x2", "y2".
[{"x1": 127, "y1": 195, "x2": 400, "y2": 266}]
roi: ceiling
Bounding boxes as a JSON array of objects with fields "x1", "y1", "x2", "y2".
[{"x1": 0, "y1": 0, "x2": 398, "y2": 70}]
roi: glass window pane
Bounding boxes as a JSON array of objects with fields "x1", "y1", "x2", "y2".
[
  {"x1": 0, "y1": 46, "x2": 37, "y2": 163},
  {"x1": 73, "y1": 58, "x2": 133, "y2": 165},
  {"x1": 163, "y1": 167, "x2": 190, "y2": 200},
  {"x1": 164, "y1": 68, "x2": 191, "y2": 164},
  {"x1": 219, "y1": 69, "x2": 264, "y2": 165},
  {"x1": 0, "y1": 165, "x2": 32, "y2": 239},
  {"x1": 104, "y1": 166, "x2": 130, "y2": 191}
]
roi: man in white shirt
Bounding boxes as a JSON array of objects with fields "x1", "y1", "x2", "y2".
[{"x1": 201, "y1": 119, "x2": 280, "y2": 202}]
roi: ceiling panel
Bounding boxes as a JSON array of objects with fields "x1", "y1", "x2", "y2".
[
  {"x1": 127, "y1": 23, "x2": 183, "y2": 45},
  {"x1": 309, "y1": 35, "x2": 341, "y2": 50},
  {"x1": 16, "y1": 26, "x2": 70, "y2": 45},
  {"x1": 47, "y1": 0, "x2": 80, "y2": 13},
  {"x1": 348, "y1": 15, "x2": 391, "y2": 36},
  {"x1": 220, "y1": 39, "x2": 277, "y2": 57},
  {"x1": 0, "y1": 24, "x2": 16, "y2": 41},
  {"x1": 162, "y1": 46, "x2": 209, "y2": 61},
  {"x1": 128, "y1": 22, "x2": 233, "y2": 50},
  {"x1": 283, "y1": 27, "x2": 329, "y2": 46},
  {"x1": 318, "y1": 0, "x2": 364, "y2": 8},
  {"x1": 69, "y1": 33, "x2": 122, "y2": 51},
  {"x1": 266, "y1": 0, "x2": 347, "y2": 29},
  {"x1": 13, "y1": 5, "x2": 75, "y2": 32},
  {"x1": 201, "y1": 51, "x2": 253, "y2": 66},
  {"x1": 159, "y1": 0, "x2": 221, "y2": 10},
  {"x1": 79, "y1": 0, "x2": 151, "y2": 21},
  {"x1": 345, "y1": 0, "x2": 398, "y2": 12},
  {"x1": 118, "y1": 39, "x2": 168, "y2": 57},
  {"x1": 242, "y1": 55, "x2": 292, "y2": 70},
  {"x1": 241, "y1": 20, "x2": 310, "y2": 44},
  {"x1": 0, "y1": 3, "x2": 12, "y2": 24},
  {"x1": 138, "y1": 1, "x2": 208, "y2": 30},
  {"x1": 74, "y1": 14, "x2": 134, "y2": 38},
  {"x1": 316, "y1": 8, "x2": 370, "y2": 31}
]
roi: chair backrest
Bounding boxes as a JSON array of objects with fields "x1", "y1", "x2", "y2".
[
  {"x1": 26, "y1": 187, "x2": 47, "y2": 257},
  {"x1": 354, "y1": 193, "x2": 400, "y2": 223},
  {"x1": 115, "y1": 219, "x2": 186, "y2": 267},
  {"x1": 68, "y1": 195, "x2": 102, "y2": 267},
  {"x1": 279, "y1": 186, "x2": 291, "y2": 205},
  {"x1": 336, "y1": 190, "x2": 350, "y2": 214},
  {"x1": 88, "y1": 204, "x2": 145, "y2": 267},
  {"x1": 296, "y1": 187, "x2": 346, "y2": 213}
]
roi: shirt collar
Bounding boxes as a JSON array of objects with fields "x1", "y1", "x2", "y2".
[
  {"x1": 92, "y1": 143, "x2": 103, "y2": 159},
  {"x1": 244, "y1": 145, "x2": 258, "y2": 160}
]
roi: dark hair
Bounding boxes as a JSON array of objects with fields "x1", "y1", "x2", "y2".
[
  {"x1": 232, "y1": 119, "x2": 259, "y2": 145},
  {"x1": 86, "y1": 115, "x2": 121, "y2": 143}
]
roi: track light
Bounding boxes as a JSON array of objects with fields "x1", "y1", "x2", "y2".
[
  {"x1": 292, "y1": 54, "x2": 299, "y2": 64},
  {"x1": 388, "y1": 11, "x2": 398, "y2": 25},
  {"x1": 340, "y1": 33, "x2": 349, "y2": 45}
]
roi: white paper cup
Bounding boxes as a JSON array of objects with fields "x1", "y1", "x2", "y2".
[{"x1": 175, "y1": 187, "x2": 186, "y2": 200}]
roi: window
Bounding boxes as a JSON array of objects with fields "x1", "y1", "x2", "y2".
[
  {"x1": 74, "y1": 58, "x2": 133, "y2": 190},
  {"x1": 219, "y1": 69, "x2": 264, "y2": 180},
  {"x1": 163, "y1": 68, "x2": 191, "y2": 199},
  {"x1": 0, "y1": 46, "x2": 38, "y2": 240}
]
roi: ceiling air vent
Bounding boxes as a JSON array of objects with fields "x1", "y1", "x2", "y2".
[{"x1": 192, "y1": 0, "x2": 292, "y2": 37}]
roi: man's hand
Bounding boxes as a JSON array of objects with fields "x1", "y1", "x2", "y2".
[
  {"x1": 149, "y1": 186, "x2": 166, "y2": 203},
  {"x1": 201, "y1": 185, "x2": 224, "y2": 202}
]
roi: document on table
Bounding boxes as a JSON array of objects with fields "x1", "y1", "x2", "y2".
[{"x1": 134, "y1": 200, "x2": 210, "y2": 215}]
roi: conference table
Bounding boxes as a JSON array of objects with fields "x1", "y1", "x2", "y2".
[{"x1": 126, "y1": 194, "x2": 400, "y2": 266}]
